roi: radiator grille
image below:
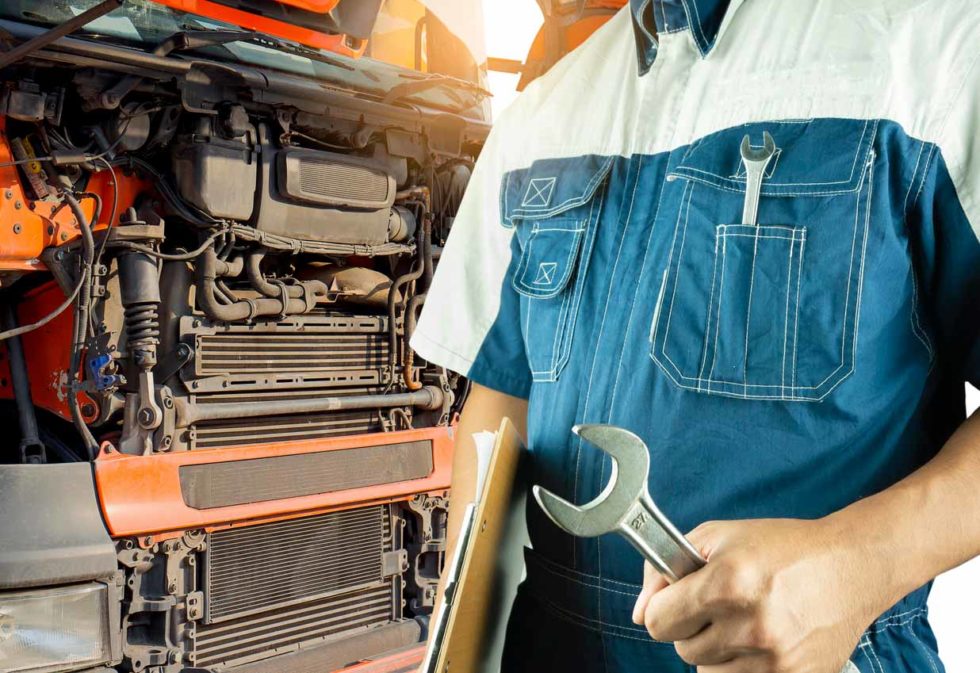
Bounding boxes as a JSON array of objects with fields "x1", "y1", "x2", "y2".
[
  {"x1": 180, "y1": 440, "x2": 433, "y2": 509},
  {"x1": 193, "y1": 583, "x2": 395, "y2": 669},
  {"x1": 204, "y1": 507, "x2": 388, "y2": 623},
  {"x1": 297, "y1": 160, "x2": 390, "y2": 203},
  {"x1": 196, "y1": 332, "x2": 390, "y2": 375},
  {"x1": 193, "y1": 409, "x2": 382, "y2": 449}
]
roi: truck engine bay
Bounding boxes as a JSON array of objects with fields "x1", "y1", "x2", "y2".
[{"x1": 0, "y1": 5, "x2": 489, "y2": 671}]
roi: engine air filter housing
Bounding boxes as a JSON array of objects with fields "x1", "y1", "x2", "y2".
[{"x1": 253, "y1": 135, "x2": 397, "y2": 245}]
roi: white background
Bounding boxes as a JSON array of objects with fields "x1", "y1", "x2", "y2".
[
  {"x1": 479, "y1": 3, "x2": 979, "y2": 670},
  {"x1": 928, "y1": 385, "x2": 979, "y2": 672}
]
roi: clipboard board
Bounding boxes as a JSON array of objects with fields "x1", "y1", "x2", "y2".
[{"x1": 421, "y1": 417, "x2": 528, "y2": 673}]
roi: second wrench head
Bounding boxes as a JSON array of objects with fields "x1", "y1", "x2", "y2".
[
  {"x1": 740, "y1": 130, "x2": 776, "y2": 163},
  {"x1": 532, "y1": 424, "x2": 650, "y2": 538}
]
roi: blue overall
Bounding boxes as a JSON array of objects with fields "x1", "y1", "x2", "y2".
[{"x1": 411, "y1": 1, "x2": 980, "y2": 671}]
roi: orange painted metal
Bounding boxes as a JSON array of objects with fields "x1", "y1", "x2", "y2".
[
  {"x1": 0, "y1": 122, "x2": 147, "y2": 271},
  {"x1": 149, "y1": 0, "x2": 367, "y2": 57},
  {"x1": 0, "y1": 120, "x2": 149, "y2": 422},
  {"x1": 276, "y1": 0, "x2": 341, "y2": 13},
  {"x1": 94, "y1": 425, "x2": 454, "y2": 539},
  {"x1": 336, "y1": 646, "x2": 424, "y2": 673},
  {"x1": 0, "y1": 281, "x2": 99, "y2": 423}
]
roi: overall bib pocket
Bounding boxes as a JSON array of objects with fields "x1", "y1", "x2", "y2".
[
  {"x1": 502, "y1": 155, "x2": 613, "y2": 382},
  {"x1": 649, "y1": 119, "x2": 878, "y2": 401}
]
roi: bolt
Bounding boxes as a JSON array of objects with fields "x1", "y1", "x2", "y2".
[
  {"x1": 142, "y1": 536, "x2": 152, "y2": 546},
  {"x1": 11, "y1": 223, "x2": 20, "y2": 234},
  {"x1": 163, "y1": 397, "x2": 174, "y2": 409},
  {"x1": 160, "y1": 436, "x2": 172, "y2": 449},
  {"x1": 81, "y1": 402, "x2": 96, "y2": 417},
  {"x1": 60, "y1": 231, "x2": 68, "y2": 241},
  {"x1": 13, "y1": 201, "x2": 21, "y2": 210},
  {"x1": 47, "y1": 225, "x2": 54, "y2": 235},
  {"x1": 137, "y1": 408, "x2": 155, "y2": 425},
  {"x1": 3, "y1": 190, "x2": 11, "y2": 199}
]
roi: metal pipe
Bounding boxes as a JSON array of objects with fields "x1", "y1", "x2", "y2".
[
  {"x1": 387, "y1": 218, "x2": 427, "y2": 378},
  {"x1": 175, "y1": 385, "x2": 444, "y2": 426},
  {"x1": 1, "y1": 303, "x2": 46, "y2": 463},
  {"x1": 403, "y1": 215, "x2": 434, "y2": 390},
  {"x1": 196, "y1": 248, "x2": 321, "y2": 321},
  {"x1": 246, "y1": 251, "x2": 309, "y2": 299}
]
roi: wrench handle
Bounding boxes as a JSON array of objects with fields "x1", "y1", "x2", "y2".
[{"x1": 617, "y1": 492, "x2": 705, "y2": 583}]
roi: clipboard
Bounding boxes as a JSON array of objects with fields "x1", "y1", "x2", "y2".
[{"x1": 421, "y1": 417, "x2": 528, "y2": 673}]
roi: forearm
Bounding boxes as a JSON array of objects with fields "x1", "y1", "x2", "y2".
[{"x1": 826, "y1": 410, "x2": 980, "y2": 620}]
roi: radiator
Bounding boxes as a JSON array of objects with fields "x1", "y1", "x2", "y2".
[
  {"x1": 203, "y1": 507, "x2": 389, "y2": 623},
  {"x1": 193, "y1": 583, "x2": 397, "y2": 669}
]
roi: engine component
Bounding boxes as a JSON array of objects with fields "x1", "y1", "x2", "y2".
[
  {"x1": 1, "y1": 303, "x2": 46, "y2": 463},
  {"x1": 253, "y1": 125, "x2": 399, "y2": 245},
  {"x1": 196, "y1": 248, "x2": 332, "y2": 322},
  {"x1": 388, "y1": 204, "x2": 417, "y2": 243},
  {"x1": 172, "y1": 116, "x2": 258, "y2": 221},
  {"x1": 299, "y1": 265, "x2": 401, "y2": 309},
  {"x1": 118, "y1": 503, "x2": 425, "y2": 672},
  {"x1": 118, "y1": 245, "x2": 163, "y2": 434}
]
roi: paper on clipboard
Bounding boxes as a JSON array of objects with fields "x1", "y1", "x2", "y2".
[{"x1": 421, "y1": 417, "x2": 529, "y2": 673}]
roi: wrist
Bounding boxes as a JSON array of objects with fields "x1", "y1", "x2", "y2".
[{"x1": 818, "y1": 504, "x2": 916, "y2": 627}]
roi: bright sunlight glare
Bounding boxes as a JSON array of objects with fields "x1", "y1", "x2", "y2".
[{"x1": 481, "y1": 0, "x2": 543, "y2": 118}]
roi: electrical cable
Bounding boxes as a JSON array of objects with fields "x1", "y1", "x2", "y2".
[
  {"x1": 62, "y1": 192, "x2": 100, "y2": 459},
  {"x1": 111, "y1": 228, "x2": 227, "y2": 261},
  {"x1": 0, "y1": 275, "x2": 85, "y2": 341}
]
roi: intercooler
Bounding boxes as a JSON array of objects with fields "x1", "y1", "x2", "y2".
[
  {"x1": 194, "y1": 505, "x2": 413, "y2": 670},
  {"x1": 178, "y1": 314, "x2": 403, "y2": 449}
]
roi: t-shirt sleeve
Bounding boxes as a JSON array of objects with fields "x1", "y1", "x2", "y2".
[
  {"x1": 410, "y1": 122, "x2": 532, "y2": 399},
  {"x1": 915, "y1": 61, "x2": 980, "y2": 388}
]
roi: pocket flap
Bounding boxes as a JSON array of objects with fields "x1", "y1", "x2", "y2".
[
  {"x1": 502, "y1": 155, "x2": 614, "y2": 226},
  {"x1": 669, "y1": 119, "x2": 877, "y2": 196},
  {"x1": 512, "y1": 221, "x2": 585, "y2": 298}
]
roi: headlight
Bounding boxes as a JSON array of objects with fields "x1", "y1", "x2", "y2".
[{"x1": 0, "y1": 583, "x2": 111, "y2": 673}]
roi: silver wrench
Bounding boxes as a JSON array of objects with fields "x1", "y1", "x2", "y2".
[
  {"x1": 533, "y1": 426, "x2": 857, "y2": 673},
  {"x1": 533, "y1": 424, "x2": 704, "y2": 583},
  {"x1": 739, "y1": 131, "x2": 777, "y2": 226}
]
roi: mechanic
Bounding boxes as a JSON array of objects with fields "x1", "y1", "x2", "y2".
[{"x1": 410, "y1": 1, "x2": 980, "y2": 671}]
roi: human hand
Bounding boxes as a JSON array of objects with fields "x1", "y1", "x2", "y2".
[{"x1": 631, "y1": 518, "x2": 882, "y2": 672}]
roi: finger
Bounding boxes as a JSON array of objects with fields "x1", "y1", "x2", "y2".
[
  {"x1": 643, "y1": 560, "x2": 714, "y2": 638},
  {"x1": 644, "y1": 573, "x2": 711, "y2": 641},
  {"x1": 675, "y1": 620, "x2": 757, "y2": 666},
  {"x1": 686, "y1": 520, "x2": 728, "y2": 560},
  {"x1": 632, "y1": 562, "x2": 669, "y2": 624},
  {"x1": 697, "y1": 654, "x2": 771, "y2": 673}
]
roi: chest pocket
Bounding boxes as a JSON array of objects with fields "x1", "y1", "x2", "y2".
[
  {"x1": 649, "y1": 119, "x2": 878, "y2": 401},
  {"x1": 502, "y1": 155, "x2": 613, "y2": 382}
]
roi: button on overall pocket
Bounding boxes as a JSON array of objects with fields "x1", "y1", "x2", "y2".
[
  {"x1": 649, "y1": 119, "x2": 878, "y2": 401},
  {"x1": 502, "y1": 155, "x2": 613, "y2": 382}
]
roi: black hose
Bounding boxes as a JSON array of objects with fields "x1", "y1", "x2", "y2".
[
  {"x1": 403, "y1": 216, "x2": 434, "y2": 390},
  {"x1": 245, "y1": 251, "x2": 305, "y2": 299},
  {"x1": 62, "y1": 192, "x2": 100, "y2": 459},
  {"x1": 387, "y1": 222, "x2": 427, "y2": 377},
  {"x1": 1, "y1": 303, "x2": 46, "y2": 463}
]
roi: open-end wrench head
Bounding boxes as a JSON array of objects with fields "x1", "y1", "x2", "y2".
[
  {"x1": 740, "y1": 130, "x2": 776, "y2": 162},
  {"x1": 532, "y1": 424, "x2": 650, "y2": 538}
]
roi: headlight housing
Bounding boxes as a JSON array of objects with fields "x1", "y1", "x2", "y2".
[{"x1": 0, "y1": 583, "x2": 111, "y2": 673}]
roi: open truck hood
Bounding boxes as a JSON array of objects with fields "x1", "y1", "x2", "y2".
[{"x1": 146, "y1": 0, "x2": 487, "y2": 64}]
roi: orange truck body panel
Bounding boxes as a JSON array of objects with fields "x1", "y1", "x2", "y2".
[
  {"x1": 149, "y1": 0, "x2": 367, "y2": 57},
  {"x1": 94, "y1": 425, "x2": 454, "y2": 540},
  {"x1": 0, "y1": 121, "x2": 145, "y2": 271}
]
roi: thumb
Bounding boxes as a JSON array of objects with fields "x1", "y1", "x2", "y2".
[{"x1": 631, "y1": 561, "x2": 669, "y2": 625}]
